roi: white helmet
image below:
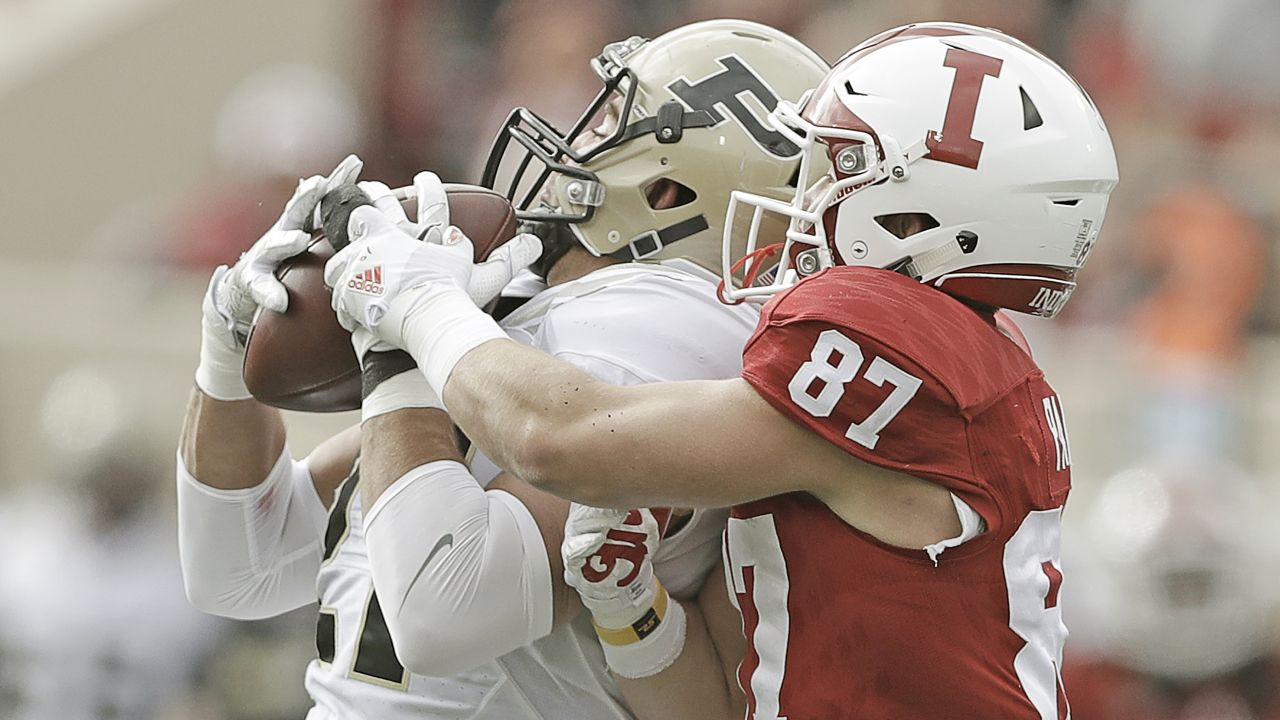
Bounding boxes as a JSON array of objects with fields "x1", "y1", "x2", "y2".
[
  {"x1": 721, "y1": 22, "x2": 1119, "y2": 317},
  {"x1": 482, "y1": 20, "x2": 829, "y2": 275},
  {"x1": 1084, "y1": 461, "x2": 1278, "y2": 681}
]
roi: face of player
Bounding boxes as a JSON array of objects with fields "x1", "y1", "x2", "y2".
[{"x1": 572, "y1": 94, "x2": 624, "y2": 155}]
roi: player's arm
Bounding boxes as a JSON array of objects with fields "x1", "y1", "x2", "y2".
[
  {"x1": 357, "y1": 351, "x2": 577, "y2": 677},
  {"x1": 563, "y1": 507, "x2": 745, "y2": 720},
  {"x1": 177, "y1": 358, "x2": 359, "y2": 620},
  {"x1": 612, "y1": 565, "x2": 748, "y2": 720},
  {"x1": 177, "y1": 157, "x2": 364, "y2": 619},
  {"x1": 695, "y1": 556, "x2": 749, "y2": 714},
  {"x1": 177, "y1": 293, "x2": 357, "y2": 619},
  {"x1": 442, "y1": 341, "x2": 957, "y2": 549},
  {"x1": 328, "y1": 207, "x2": 958, "y2": 548}
]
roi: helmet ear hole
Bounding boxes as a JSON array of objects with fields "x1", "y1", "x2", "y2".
[
  {"x1": 645, "y1": 178, "x2": 698, "y2": 210},
  {"x1": 873, "y1": 213, "x2": 939, "y2": 239}
]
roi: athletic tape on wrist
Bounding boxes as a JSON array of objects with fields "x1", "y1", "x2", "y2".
[
  {"x1": 599, "y1": 593, "x2": 688, "y2": 679},
  {"x1": 361, "y1": 349, "x2": 419, "y2": 399},
  {"x1": 360, "y1": 368, "x2": 443, "y2": 423},
  {"x1": 593, "y1": 581, "x2": 670, "y2": 646},
  {"x1": 396, "y1": 285, "x2": 507, "y2": 395},
  {"x1": 195, "y1": 319, "x2": 252, "y2": 401}
]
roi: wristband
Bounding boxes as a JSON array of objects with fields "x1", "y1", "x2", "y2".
[
  {"x1": 361, "y1": 367, "x2": 443, "y2": 423},
  {"x1": 593, "y1": 580, "x2": 671, "y2": 646},
  {"x1": 394, "y1": 284, "x2": 507, "y2": 395},
  {"x1": 195, "y1": 316, "x2": 252, "y2": 401},
  {"x1": 596, "y1": 589, "x2": 688, "y2": 679}
]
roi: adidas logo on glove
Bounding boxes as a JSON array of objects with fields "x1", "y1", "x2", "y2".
[{"x1": 347, "y1": 267, "x2": 386, "y2": 296}]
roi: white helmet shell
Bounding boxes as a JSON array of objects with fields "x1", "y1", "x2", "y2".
[{"x1": 722, "y1": 23, "x2": 1119, "y2": 317}]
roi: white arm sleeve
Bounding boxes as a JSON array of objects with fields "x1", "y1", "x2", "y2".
[
  {"x1": 363, "y1": 460, "x2": 553, "y2": 677},
  {"x1": 176, "y1": 449, "x2": 329, "y2": 620}
]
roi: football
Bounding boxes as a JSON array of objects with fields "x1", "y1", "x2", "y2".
[{"x1": 243, "y1": 184, "x2": 518, "y2": 412}]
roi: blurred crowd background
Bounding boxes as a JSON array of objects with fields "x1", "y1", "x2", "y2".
[{"x1": 2, "y1": 0, "x2": 1280, "y2": 718}]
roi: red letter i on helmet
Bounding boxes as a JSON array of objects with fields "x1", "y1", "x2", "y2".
[{"x1": 926, "y1": 47, "x2": 1003, "y2": 169}]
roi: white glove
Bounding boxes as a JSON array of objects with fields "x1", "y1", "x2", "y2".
[
  {"x1": 344, "y1": 174, "x2": 453, "y2": 418},
  {"x1": 232, "y1": 154, "x2": 363, "y2": 316},
  {"x1": 195, "y1": 265, "x2": 253, "y2": 400},
  {"x1": 324, "y1": 206, "x2": 541, "y2": 340},
  {"x1": 563, "y1": 504, "x2": 687, "y2": 679},
  {"x1": 193, "y1": 155, "x2": 363, "y2": 400},
  {"x1": 356, "y1": 170, "x2": 449, "y2": 241},
  {"x1": 562, "y1": 504, "x2": 667, "y2": 630}
]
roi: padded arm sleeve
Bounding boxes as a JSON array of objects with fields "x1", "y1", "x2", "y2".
[
  {"x1": 363, "y1": 460, "x2": 553, "y2": 677},
  {"x1": 176, "y1": 449, "x2": 329, "y2": 620}
]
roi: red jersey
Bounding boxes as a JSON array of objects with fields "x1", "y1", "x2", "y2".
[{"x1": 729, "y1": 266, "x2": 1073, "y2": 719}]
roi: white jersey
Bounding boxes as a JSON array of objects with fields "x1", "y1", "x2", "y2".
[
  {"x1": 305, "y1": 474, "x2": 517, "y2": 720},
  {"x1": 304, "y1": 260, "x2": 755, "y2": 719}
]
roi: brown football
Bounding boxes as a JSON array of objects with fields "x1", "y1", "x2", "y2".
[{"x1": 243, "y1": 184, "x2": 518, "y2": 412}]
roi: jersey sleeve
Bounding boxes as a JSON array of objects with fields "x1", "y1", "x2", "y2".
[
  {"x1": 741, "y1": 310, "x2": 997, "y2": 523},
  {"x1": 176, "y1": 448, "x2": 329, "y2": 619}
]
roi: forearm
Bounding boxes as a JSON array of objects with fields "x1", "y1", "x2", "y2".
[
  {"x1": 179, "y1": 387, "x2": 286, "y2": 490},
  {"x1": 614, "y1": 599, "x2": 740, "y2": 720},
  {"x1": 176, "y1": 388, "x2": 329, "y2": 618},
  {"x1": 441, "y1": 339, "x2": 667, "y2": 501},
  {"x1": 359, "y1": 406, "x2": 462, "y2": 516},
  {"x1": 441, "y1": 340, "x2": 791, "y2": 508},
  {"x1": 360, "y1": 409, "x2": 557, "y2": 675}
]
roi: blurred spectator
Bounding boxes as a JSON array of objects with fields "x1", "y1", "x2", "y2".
[
  {"x1": 1128, "y1": 183, "x2": 1265, "y2": 460},
  {"x1": 0, "y1": 448, "x2": 227, "y2": 720},
  {"x1": 458, "y1": 0, "x2": 632, "y2": 181},
  {"x1": 171, "y1": 63, "x2": 366, "y2": 271},
  {"x1": 1065, "y1": 460, "x2": 1280, "y2": 719}
]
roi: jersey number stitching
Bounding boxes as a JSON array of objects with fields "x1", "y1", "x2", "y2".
[
  {"x1": 1004, "y1": 508, "x2": 1070, "y2": 719},
  {"x1": 725, "y1": 515, "x2": 791, "y2": 720},
  {"x1": 316, "y1": 469, "x2": 410, "y2": 690},
  {"x1": 787, "y1": 329, "x2": 922, "y2": 450}
]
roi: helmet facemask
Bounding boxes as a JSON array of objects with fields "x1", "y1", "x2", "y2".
[
  {"x1": 481, "y1": 35, "x2": 718, "y2": 227},
  {"x1": 483, "y1": 21, "x2": 832, "y2": 275},
  {"x1": 720, "y1": 98, "x2": 924, "y2": 303}
]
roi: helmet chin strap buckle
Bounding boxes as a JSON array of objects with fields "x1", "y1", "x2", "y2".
[
  {"x1": 564, "y1": 179, "x2": 606, "y2": 208},
  {"x1": 656, "y1": 101, "x2": 686, "y2": 144},
  {"x1": 882, "y1": 137, "x2": 928, "y2": 182},
  {"x1": 795, "y1": 246, "x2": 834, "y2": 276}
]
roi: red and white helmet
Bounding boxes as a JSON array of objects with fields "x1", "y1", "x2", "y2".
[{"x1": 721, "y1": 22, "x2": 1119, "y2": 317}]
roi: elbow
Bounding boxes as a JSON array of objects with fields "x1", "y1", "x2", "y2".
[
  {"x1": 385, "y1": 606, "x2": 496, "y2": 677},
  {"x1": 508, "y1": 414, "x2": 621, "y2": 506},
  {"x1": 507, "y1": 414, "x2": 577, "y2": 494},
  {"x1": 180, "y1": 565, "x2": 288, "y2": 621},
  {"x1": 181, "y1": 573, "x2": 225, "y2": 616},
  {"x1": 371, "y1": 555, "x2": 508, "y2": 676},
  {"x1": 182, "y1": 574, "x2": 251, "y2": 620},
  {"x1": 393, "y1": 633, "x2": 474, "y2": 678}
]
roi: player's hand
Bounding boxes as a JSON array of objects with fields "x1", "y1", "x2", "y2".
[
  {"x1": 231, "y1": 154, "x2": 364, "y2": 316},
  {"x1": 194, "y1": 265, "x2": 254, "y2": 400},
  {"x1": 324, "y1": 206, "x2": 541, "y2": 341},
  {"x1": 358, "y1": 170, "x2": 451, "y2": 239},
  {"x1": 355, "y1": 170, "x2": 448, "y2": 242},
  {"x1": 562, "y1": 504, "x2": 670, "y2": 630}
]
